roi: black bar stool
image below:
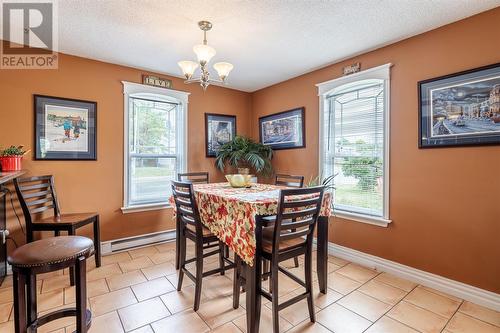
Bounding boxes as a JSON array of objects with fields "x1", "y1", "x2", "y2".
[{"x1": 8, "y1": 236, "x2": 94, "y2": 333}]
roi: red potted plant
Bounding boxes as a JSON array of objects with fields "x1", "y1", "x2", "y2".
[{"x1": 0, "y1": 145, "x2": 28, "y2": 172}]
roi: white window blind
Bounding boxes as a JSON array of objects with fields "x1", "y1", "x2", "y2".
[
  {"x1": 318, "y1": 64, "x2": 391, "y2": 225},
  {"x1": 325, "y1": 80, "x2": 384, "y2": 216}
]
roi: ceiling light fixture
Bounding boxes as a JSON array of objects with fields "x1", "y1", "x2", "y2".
[{"x1": 178, "y1": 21, "x2": 233, "y2": 91}]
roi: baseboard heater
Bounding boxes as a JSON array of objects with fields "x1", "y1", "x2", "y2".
[{"x1": 101, "y1": 229, "x2": 176, "y2": 254}]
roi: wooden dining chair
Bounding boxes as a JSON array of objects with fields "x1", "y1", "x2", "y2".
[
  {"x1": 274, "y1": 173, "x2": 305, "y2": 268},
  {"x1": 177, "y1": 172, "x2": 209, "y2": 184},
  {"x1": 275, "y1": 174, "x2": 305, "y2": 188},
  {"x1": 13, "y1": 175, "x2": 101, "y2": 285},
  {"x1": 172, "y1": 180, "x2": 233, "y2": 311},
  {"x1": 233, "y1": 186, "x2": 324, "y2": 333}
]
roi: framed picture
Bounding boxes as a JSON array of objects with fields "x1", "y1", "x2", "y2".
[
  {"x1": 205, "y1": 113, "x2": 236, "y2": 157},
  {"x1": 419, "y1": 63, "x2": 500, "y2": 148},
  {"x1": 34, "y1": 95, "x2": 97, "y2": 160},
  {"x1": 259, "y1": 107, "x2": 305, "y2": 150}
]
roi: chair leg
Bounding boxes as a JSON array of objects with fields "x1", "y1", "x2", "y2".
[
  {"x1": 26, "y1": 274, "x2": 37, "y2": 327},
  {"x1": 271, "y1": 262, "x2": 280, "y2": 333},
  {"x1": 291, "y1": 228, "x2": 299, "y2": 268},
  {"x1": 93, "y1": 216, "x2": 101, "y2": 267},
  {"x1": 268, "y1": 259, "x2": 273, "y2": 293},
  {"x1": 13, "y1": 272, "x2": 27, "y2": 333},
  {"x1": 305, "y1": 248, "x2": 315, "y2": 323},
  {"x1": 54, "y1": 230, "x2": 60, "y2": 237},
  {"x1": 177, "y1": 228, "x2": 186, "y2": 291},
  {"x1": 68, "y1": 228, "x2": 76, "y2": 286},
  {"x1": 218, "y1": 241, "x2": 225, "y2": 276},
  {"x1": 75, "y1": 256, "x2": 88, "y2": 333},
  {"x1": 193, "y1": 240, "x2": 204, "y2": 311},
  {"x1": 232, "y1": 256, "x2": 241, "y2": 309},
  {"x1": 175, "y1": 216, "x2": 181, "y2": 270},
  {"x1": 263, "y1": 259, "x2": 269, "y2": 281}
]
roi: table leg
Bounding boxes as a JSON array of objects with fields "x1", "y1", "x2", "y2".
[
  {"x1": 245, "y1": 260, "x2": 261, "y2": 333},
  {"x1": 317, "y1": 216, "x2": 329, "y2": 294}
]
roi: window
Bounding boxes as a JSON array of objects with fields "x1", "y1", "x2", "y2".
[
  {"x1": 122, "y1": 81, "x2": 189, "y2": 212},
  {"x1": 318, "y1": 64, "x2": 391, "y2": 226}
]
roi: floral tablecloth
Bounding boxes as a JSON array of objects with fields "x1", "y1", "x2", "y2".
[{"x1": 172, "y1": 183, "x2": 332, "y2": 266}]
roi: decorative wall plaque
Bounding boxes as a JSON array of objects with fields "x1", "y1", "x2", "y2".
[
  {"x1": 343, "y1": 63, "x2": 361, "y2": 75},
  {"x1": 142, "y1": 75, "x2": 173, "y2": 89}
]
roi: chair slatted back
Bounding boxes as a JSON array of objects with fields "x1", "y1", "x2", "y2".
[
  {"x1": 270, "y1": 186, "x2": 324, "y2": 254},
  {"x1": 177, "y1": 172, "x2": 209, "y2": 184},
  {"x1": 171, "y1": 180, "x2": 204, "y2": 237},
  {"x1": 275, "y1": 174, "x2": 304, "y2": 188},
  {"x1": 14, "y1": 175, "x2": 60, "y2": 225}
]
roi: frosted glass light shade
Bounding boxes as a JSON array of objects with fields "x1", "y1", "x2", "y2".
[
  {"x1": 193, "y1": 44, "x2": 216, "y2": 64},
  {"x1": 213, "y1": 62, "x2": 234, "y2": 81},
  {"x1": 178, "y1": 60, "x2": 198, "y2": 79}
]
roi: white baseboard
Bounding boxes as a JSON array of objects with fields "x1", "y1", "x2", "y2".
[
  {"x1": 101, "y1": 229, "x2": 176, "y2": 255},
  {"x1": 328, "y1": 242, "x2": 500, "y2": 311},
  {"x1": 0, "y1": 230, "x2": 177, "y2": 281}
]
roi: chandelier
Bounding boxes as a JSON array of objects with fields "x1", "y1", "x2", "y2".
[{"x1": 178, "y1": 21, "x2": 234, "y2": 91}]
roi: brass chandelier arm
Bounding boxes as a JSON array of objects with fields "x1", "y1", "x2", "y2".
[{"x1": 183, "y1": 78, "x2": 224, "y2": 85}]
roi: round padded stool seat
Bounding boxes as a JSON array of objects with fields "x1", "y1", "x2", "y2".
[
  {"x1": 8, "y1": 236, "x2": 94, "y2": 333},
  {"x1": 8, "y1": 236, "x2": 94, "y2": 269}
]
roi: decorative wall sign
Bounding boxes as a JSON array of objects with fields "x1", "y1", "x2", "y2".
[
  {"x1": 343, "y1": 63, "x2": 361, "y2": 75},
  {"x1": 259, "y1": 107, "x2": 305, "y2": 150},
  {"x1": 34, "y1": 95, "x2": 97, "y2": 160},
  {"x1": 142, "y1": 75, "x2": 173, "y2": 89},
  {"x1": 205, "y1": 113, "x2": 236, "y2": 157},
  {"x1": 419, "y1": 63, "x2": 500, "y2": 148}
]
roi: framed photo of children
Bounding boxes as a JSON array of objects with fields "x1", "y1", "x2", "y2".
[
  {"x1": 34, "y1": 95, "x2": 97, "y2": 160},
  {"x1": 259, "y1": 107, "x2": 305, "y2": 150},
  {"x1": 419, "y1": 63, "x2": 500, "y2": 148},
  {"x1": 205, "y1": 113, "x2": 236, "y2": 157}
]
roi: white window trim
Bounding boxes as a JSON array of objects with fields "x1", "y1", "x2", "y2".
[
  {"x1": 317, "y1": 63, "x2": 392, "y2": 227},
  {"x1": 121, "y1": 81, "x2": 190, "y2": 213}
]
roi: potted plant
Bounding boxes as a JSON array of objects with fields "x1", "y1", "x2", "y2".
[
  {"x1": 306, "y1": 173, "x2": 337, "y2": 190},
  {"x1": 0, "y1": 145, "x2": 28, "y2": 172},
  {"x1": 215, "y1": 135, "x2": 273, "y2": 176}
]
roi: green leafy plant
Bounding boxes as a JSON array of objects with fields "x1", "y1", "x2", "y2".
[
  {"x1": 306, "y1": 173, "x2": 338, "y2": 191},
  {"x1": 334, "y1": 139, "x2": 383, "y2": 191},
  {"x1": 0, "y1": 145, "x2": 27, "y2": 156},
  {"x1": 215, "y1": 136, "x2": 273, "y2": 175},
  {"x1": 342, "y1": 156, "x2": 382, "y2": 190}
]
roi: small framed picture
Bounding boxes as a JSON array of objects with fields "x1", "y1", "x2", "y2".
[
  {"x1": 259, "y1": 107, "x2": 305, "y2": 150},
  {"x1": 34, "y1": 95, "x2": 97, "y2": 160},
  {"x1": 419, "y1": 63, "x2": 500, "y2": 148},
  {"x1": 205, "y1": 113, "x2": 236, "y2": 157}
]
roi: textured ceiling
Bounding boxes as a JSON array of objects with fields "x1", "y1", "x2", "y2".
[{"x1": 55, "y1": 0, "x2": 500, "y2": 92}]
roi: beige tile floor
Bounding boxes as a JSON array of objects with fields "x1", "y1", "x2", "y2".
[{"x1": 0, "y1": 241, "x2": 499, "y2": 333}]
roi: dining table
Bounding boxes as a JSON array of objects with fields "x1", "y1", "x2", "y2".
[{"x1": 173, "y1": 182, "x2": 332, "y2": 333}]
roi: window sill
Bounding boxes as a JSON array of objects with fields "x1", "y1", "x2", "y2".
[
  {"x1": 121, "y1": 203, "x2": 172, "y2": 214},
  {"x1": 333, "y1": 210, "x2": 392, "y2": 227}
]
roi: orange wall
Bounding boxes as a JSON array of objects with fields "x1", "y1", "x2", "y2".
[
  {"x1": 0, "y1": 53, "x2": 252, "y2": 247},
  {"x1": 251, "y1": 8, "x2": 500, "y2": 293}
]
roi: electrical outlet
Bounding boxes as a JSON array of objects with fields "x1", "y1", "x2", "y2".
[{"x1": 0, "y1": 229, "x2": 9, "y2": 244}]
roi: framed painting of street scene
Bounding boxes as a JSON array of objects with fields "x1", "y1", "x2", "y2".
[
  {"x1": 205, "y1": 113, "x2": 236, "y2": 157},
  {"x1": 259, "y1": 107, "x2": 305, "y2": 150},
  {"x1": 419, "y1": 63, "x2": 500, "y2": 148},
  {"x1": 34, "y1": 95, "x2": 97, "y2": 160}
]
